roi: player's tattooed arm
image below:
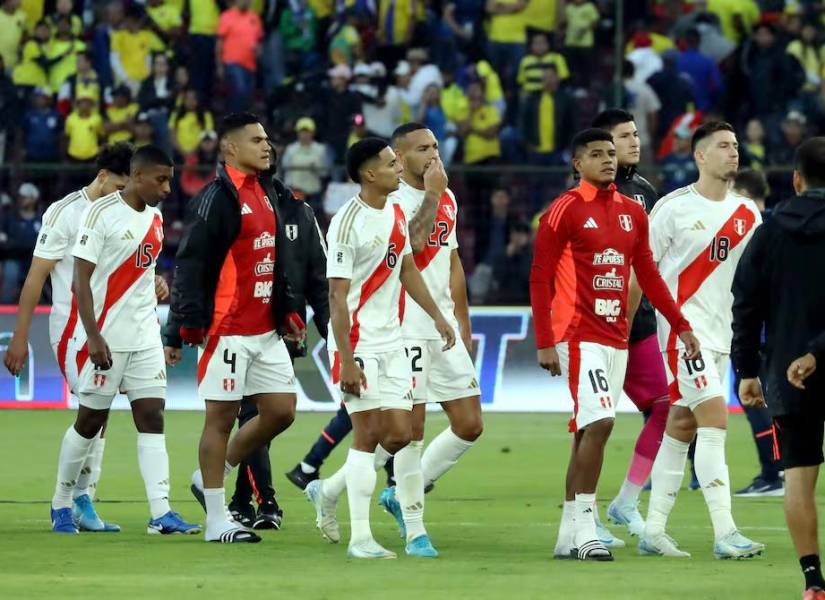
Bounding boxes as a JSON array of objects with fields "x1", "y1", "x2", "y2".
[
  {"x1": 400, "y1": 254, "x2": 456, "y2": 350},
  {"x1": 74, "y1": 257, "x2": 113, "y2": 370},
  {"x1": 4, "y1": 257, "x2": 58, "y2": 376},
  {"x1": 449, "y1": 250, "x2": 472, "y2": 352},
  {"x1": 409, "y1": 157, "x2": 448, "y2": 254},
  {"x1": 329, "y1": 277, "x2": 367, "y2": 396}
]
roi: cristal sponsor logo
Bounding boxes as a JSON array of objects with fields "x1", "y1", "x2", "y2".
[
  {"x1": 593, "y1": 268, "x2": 624, "y2": 291},
  {"x1": 255, "y1": 253, "x2": 274, "y2": 276},
  {"x1": 594, "y1": 298, "x2": 620, "y2": 322},
  {"x1": 593, "y1": 248, "x2": 625, "y2": 265},
  {"x1": 253, "y1": 231, "x2": 275, "y2": 250}
]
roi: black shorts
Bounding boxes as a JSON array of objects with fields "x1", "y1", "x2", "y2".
[{"x1": 773, "y1": 414, "x2": 825, "y2": 469}]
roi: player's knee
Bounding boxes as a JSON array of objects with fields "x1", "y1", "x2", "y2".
[
  {"x1": 584, "y1": 418, "x2": 614, "y2": 442},
  {"x1": 134, "y1": 409, "x2": 164, "y2": 433},
  {"x1": 411, "y1": 421, "x2": 426, "y2": 441},
  {"x1": 383, "y1": 428, "x2": 412, "y2": 454},
  {"x1": 259, "y1": 402, "x2": 296, "y2": 430},
  {"x1": 75, "y1": 415, "x2": 106, "y2": 439},
  {"x1": 454, "y1": 415, "x2": 483, "y2": 441}
]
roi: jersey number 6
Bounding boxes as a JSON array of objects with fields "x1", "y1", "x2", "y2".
[{"x1": 386, "y1": 242, "x2": 398, "y2": 268}]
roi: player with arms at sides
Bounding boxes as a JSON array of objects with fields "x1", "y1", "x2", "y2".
[
  {"x1": 4, "y1": 143, "x2": 139, "y2": 533},
  {"x1": 306, "y1": 138, "x2": 455, "y2": 559},
  {"x1": 375, "y1": 123, "x2": 482, "y2": 557},
  {"x1": 165, "y1": 113, "x2": 306, "y2": 544},
  {"x1": 59, "y1": 145, "x2": 199, "y2": 535},
  {"x1": 530, "y1": 128, "x2": 700, "y2": 561},
  {"x1": 591, "y1": 109, "x2": 674, "y2": 540},
  {"x1": 639, "y1": 121, "x2": 765, "y2": 559}
]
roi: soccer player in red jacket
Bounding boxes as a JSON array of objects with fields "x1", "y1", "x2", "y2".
[{"x1": 529, "y1": 128, "x2": 701, "y2": 561}]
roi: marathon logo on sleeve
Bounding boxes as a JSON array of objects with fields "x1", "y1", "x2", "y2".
[
  {"x1": 592, "y1": 248, "x2": 625, "y2": 265},
  {"x1": 253, "y1": 231, "x2": 275, "y2": 250},
  {"x1": 336, "y1": 251, "x2": 344, "y2": 263},
  {"x1": 593, "y1": 268, "x2": 624, "y2": 291},
  {"x1": 79, "y1": 234, "x2": 88, "y2": 246}
]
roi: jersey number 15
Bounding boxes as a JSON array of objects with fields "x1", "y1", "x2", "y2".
[{"x1": 135, "y1": 243, "x2": 154, "y2": 268}]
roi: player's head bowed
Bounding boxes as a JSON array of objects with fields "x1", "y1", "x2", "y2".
[
  {"x1": 129, "y1": 145, "x2": 174, "y2": 207},
  {"x1": 95, "y1": 141, "x2": 134, "y2": 196}
]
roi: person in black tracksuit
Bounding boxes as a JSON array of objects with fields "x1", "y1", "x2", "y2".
[
  {"x1": 731, "y1": 138, "x2": 825, "y2": 596},
  {"x1": 228, "y1": 176, "x2": 330, "y2": 528}
]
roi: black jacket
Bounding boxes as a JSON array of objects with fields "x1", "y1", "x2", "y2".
[
  {"x1": 164, "y1": 164, "x2": 300, "y2": 348},
  {"x1": 271, "y1": 176, "x2": 329, "y2": 356},
  {"x1": 732, "y1": 190, "x2": 825, "y2": 417},
  {"x1": 519, "y1": 87, "x2": 576, "y2": 152},
  {"x1": 615, "y1": 165, "x2": 659, "y2": 344}
]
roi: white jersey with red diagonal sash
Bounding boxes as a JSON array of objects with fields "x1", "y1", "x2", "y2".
[
  {"x1": 32, "y1": 188, "x2": 91, "y2": 361},
  {"x1": 325, "y1": 195, "x2": 412, "y2": 354},
  {"x1": 649, "y1": 184, "x2": 761, "y2": 356},
  {"x1": 391, "y1": 181, "x2": 459, "y2": 340},
  {"x1": 70, "y1": 192, "x2": 164, "y2": 371}
]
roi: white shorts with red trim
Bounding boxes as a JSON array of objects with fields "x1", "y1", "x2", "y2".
[
  {"x1": 405, "y1": 338, "x2": 479, "y2": 404},
  {"x1": 67, "y1": 344, "x2": 167, "y2": 410},
  {"x1": 664, "y1": 349, "x2": 727, "y2": 410},
  {"x1": 197, "y1": 331, "x2": 295, "y2": 401},
  {"x1": 329, "y1": 348, "x2": 412, "y2": 414},
  {"x1": 557, "y1": 341, "x2": 628, "y2": 432}
]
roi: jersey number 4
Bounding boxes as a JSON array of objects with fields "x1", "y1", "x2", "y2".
[
  {"x1": 708, "y1": 236, "x2": 730, "y2": 262},
  {"x1": 135, "y1": 243, "x2": 154, "y2": 268}
]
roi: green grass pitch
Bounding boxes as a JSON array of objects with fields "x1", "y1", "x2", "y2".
[{"x1": 0, "y1": 410, "x2": 817, "y2": 599}]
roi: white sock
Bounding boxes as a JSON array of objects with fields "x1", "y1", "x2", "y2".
[
  {"x1": 374, "y1": 444, "x2": 392, "y2": 471},
  {"x1": 616, "y1": 479, "x2": 643, "y2": 506},
  {"x1": 204, "y1": 487, "x2": 227, "y2": 530},
  {"x1": 324, "y1": 464, "x2": 348, "y2": 501},
  {"x1": 645, "y1": 434, "x2": 689, "y2": 538},
  {"x1": 53, "y1": 426, "x2": 95, "y2": 509},
  {"x1": 137, "y1": 433, "x2": 171, "y2": 519},
  {"x1": 421, "y1": 427, "x2": 475, "y2": 487},
  {"x1": 73, "y1": 430, "x2": 103, "y2": 499},
  {"x1": 695, "y1": 427, "x2": 737, "y2": 540},
  {"x1": 554, "y1": 500, "x2": 575, "y2": 555},
  {"x1": 395, "y1": 440, "x2": 426, "y2": 542},
  {"x1": 345, "y1": 448, "x2": 376, "y2": 544},
  {"x1": 574, "y1": 493, "x2": 598, "y2": 545},
  {"x1": 300, "y1": 462, "x2": 317, "y2": 474}
]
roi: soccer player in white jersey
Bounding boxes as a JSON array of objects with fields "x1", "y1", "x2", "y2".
[
  {"x1": 3, "y1": 144, "x2": 151, "y2": 533},
  {"x1": 639, "y1": 121, "x2": 765, "y2": 559},
  {"x1": 52, "y1": 145, "x2": 199, "y2": 535},
  {"x1": 306, "y1": 138, "x2": 455, "y2": 559},
  {"x1": 373, "y1": 123, "x2": 482, "y2": 556}
]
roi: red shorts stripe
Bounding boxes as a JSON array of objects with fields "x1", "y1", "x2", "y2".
[
  {"x1": 197, "y1": 335, "x2": 221, "y2": 385},
  {"x1": 567, "y1": 341, "x2": 581, "y2": 433}
]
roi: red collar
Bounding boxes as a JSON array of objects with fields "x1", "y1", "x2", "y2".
[
  {"x1": 225, "y1": 164, "x2": 257, "y2": 191},
  {"x1": 576, "y1": 179, "x2": 618, "y2": 202}
]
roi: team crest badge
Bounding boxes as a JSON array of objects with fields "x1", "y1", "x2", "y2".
[
  {"x1": 633, "y1": 194, "x2": 646, "y2": 208},
  {"x1": 263, "y1": 196, "x2": 273, "y2": 211},
  {"x1": 618, "y1": 214, "x2": 633, "y2": 232},
  {"x1": 443, "y1": 204, "x2": 455, "y2": 221},
  {"x1": 286, "y1": 224, "x2": 298, "y2": 241},
  {"x1": 734, "y1": 218, "x2": 747, "y2": 236},
  {"x1": 398, "y1": 218, "x2": 407, "y2": 236}
]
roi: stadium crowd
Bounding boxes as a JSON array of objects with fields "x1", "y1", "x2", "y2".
[{"x1": 0, "y1": 0, "x2": 820, "y2": 304}]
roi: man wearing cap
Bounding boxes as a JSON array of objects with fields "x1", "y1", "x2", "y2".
[
  {"x1": 1, "y1": 183, "x2": 41, "y2": 302},
  {"x1": 321, "y1": 64, "x2": 362, "y2": 160},
  {"x1": 281, "y1": 117, "x2": 330, "y2": 208}
]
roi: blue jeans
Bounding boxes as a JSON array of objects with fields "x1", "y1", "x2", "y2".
[{"x1": 224, "y1": 63, "x2": 256, "y2": 113}]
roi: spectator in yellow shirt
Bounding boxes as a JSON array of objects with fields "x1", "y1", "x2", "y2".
[
  {"x1": 46, "y1": 16, "x2": 85, "y2": 93},
  {"x1": 485, "y1": 0, "x2": 528, "y2": 87},
  {"x1": 563, "y1": 0, "x2": 599, "y2": 89},
  {"x1": 169, "y1": 88, "x2": 214, "y2": 156},
  {"x1": 57, "y1": 51, "x2": 101, "y2": 116},
  {"x1": 460, "y1": 80, "x2": 501, "y2": 165},
  {"x1": 146, "y1": 0, "x2": 183, "y2": 47},
  {"x1": 517, "y1": 30, "x2": 570, "y2": 96},
  {"x1": 12, "y1": 19, "x2": 51, "y2": 90},
  {"x1": 0, "y1": 0, "x2": 28, "y2": 70},
  {"x1": 110, "y1": 7, "x2": 165, "y2": 95},
  {"x1": 104, "y1": 85, "x2": 139, "y2": 144},
  {"x1": 64, "y1": 93, "x2": 102, "y2": 162}
]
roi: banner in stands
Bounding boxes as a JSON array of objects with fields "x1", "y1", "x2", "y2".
[{"x1": 0, "y1": 306, "x2": 740, "y2": 412}]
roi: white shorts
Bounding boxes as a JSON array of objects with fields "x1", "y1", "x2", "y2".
[
  {"x1": 67, "y1": 343, "x2": 167, "y2": 410},
  {"x1": 51, "y1": 341, "x2": 79, "y2": 394},
  {"x1": 557, "y1": 341, "x2": 628, "y2": 432},
  {"x1": 664, "y1": 349, "x2": 728, "y2": 410},
  {"x1": 329, "y1": 348, "x2": 412, "y2": 414},
  {"x1": 198, "y1": 331, "x2": 295, "y2": 401},
  {"x1": 405, "y1": 338, "x2": 479, "y2": 405}
]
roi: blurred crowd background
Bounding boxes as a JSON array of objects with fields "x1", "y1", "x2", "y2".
[{"x1": 0, "y1": 0, "x2": 815, "y2": 306}]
